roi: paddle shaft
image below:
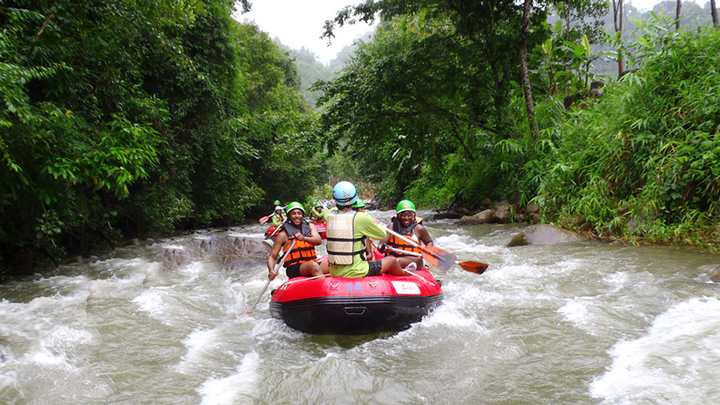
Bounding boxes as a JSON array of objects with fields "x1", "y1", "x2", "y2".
[
  {"x1": 384, "y1": 227, "x2": 440, "y2": 260},
  {"x1": 385, "y1": 246, "x2": 422, "y2": 257},
  {"x1": 249, "y1": 240, "x2": 296, "y2": 312}
]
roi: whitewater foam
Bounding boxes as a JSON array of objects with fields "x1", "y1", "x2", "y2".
[
  {"x1": 198, "y1": 351, "x2": 259, "y2": 405},
  {"x1": 558, "y1": 298, "x2": 593, "y2": 330},
  {"x1": 590, "y1": 297, "x2": 720, "y2": 403},
  {"x1": 175, "y1": 329, "x2": 220, "y2": 373},
  {"x1": 434, "y1": 234, "x2": 504, "y2": 254}
]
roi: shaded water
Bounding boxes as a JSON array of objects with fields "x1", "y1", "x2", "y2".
[{"x1": 1, "y1": 211, "x2": 719, "y2": 404}]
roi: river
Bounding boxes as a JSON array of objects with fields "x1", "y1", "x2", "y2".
[{"x1": 1, "y1": 211, "x2": 719, "y2": 404}]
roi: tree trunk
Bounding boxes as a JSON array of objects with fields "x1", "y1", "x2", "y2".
[
  {"x1": 711, "y1": 0, "x2": 718, "y2": 27},
  {"x1": 613, "y1": 0, "x2": 625, "y2": 78},
  {"x1": 520, "y1": 0, "x2": 539, "y2": 138},
  {"x1": 676, "y1": 0, "x2": 682, "y2": 31}
]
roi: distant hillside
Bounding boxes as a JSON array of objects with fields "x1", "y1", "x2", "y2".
[
  {"x1": 279, "y1": 30, "x2": 374, "y2": 107},
  {"x1": 592, "y1": 1, "x2": 716, "y2": 76}
]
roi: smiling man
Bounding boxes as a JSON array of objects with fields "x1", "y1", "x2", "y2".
[{"x1": 267, "y1": 202, "x2": 325, "y2": 280}]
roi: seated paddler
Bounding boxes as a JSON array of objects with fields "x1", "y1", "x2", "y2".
[
  {"x1": 384, "y1": 199, "x2": 433, "y2": 270},
  {"x1": 326, "y1": 181, "x2": 404, "y2": 278},
  {"x1": 267, "y1": 201, "x2": 325, "y2": 280}
]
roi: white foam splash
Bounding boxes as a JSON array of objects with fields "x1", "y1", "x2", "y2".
[
  {"x1": 422, "y1": 300, "x2": 484, "y2": 330},
  {"x1": 198, "y1": 352, "x2": 259, "y2": 405},
  {"x1": 175, "y1": 329, "x2": 220, "y2": 373},
  {"x1": 434, "y1": 234, "x2": 504, "y2": 254},
  {"x1": 132, "y1": 288, "x2": 168, "y2": 318},
  {"x1": 590, "y1": 297, "x2": 720, "y2": 403},
  {"x1": 603, "y1": 271, "x2": 629, "y2": 292},
  {"x1": 558, "y1": 298, "x2": 592, "y2": 328},
  {"x1": 227, "y1": 232, "x2": 263, "y2": 239}
]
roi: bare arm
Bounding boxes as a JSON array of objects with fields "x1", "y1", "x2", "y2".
[
  {"x1": 415, "y1": 225, "x2": 434, "y2": 246},
  {"x1": 299, "y1": 223, "x2": 322, "y2": 245},
  {"x1": 266, "y1": 232, "x2": 287, "y2": 280}
]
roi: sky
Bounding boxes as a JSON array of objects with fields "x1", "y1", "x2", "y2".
[
  {"x1": 235, "y1": 0, "x2": 707, "y2": 64},
  {"x1": 235, "y1": 1, "x2": 377, "y2": 65}
]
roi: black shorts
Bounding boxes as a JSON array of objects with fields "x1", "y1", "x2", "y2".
[
  {"x1": 285, "y1": 264, "x2": 301, "y2": 278},
  {"x1": 367, "y1": 260, "x2": 382, "y2": 276}
]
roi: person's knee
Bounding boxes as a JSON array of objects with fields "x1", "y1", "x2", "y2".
[
  {"x1": 381, "y1": 256, "x2": 399, "y2": 273},
  {"x1": 300, "y1": 262, "x2": 322, "y2": 276}
]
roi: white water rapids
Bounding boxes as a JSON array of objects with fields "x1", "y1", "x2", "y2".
[{"x1": 1, "y1": 211, "x2": 719, "y2": 404}]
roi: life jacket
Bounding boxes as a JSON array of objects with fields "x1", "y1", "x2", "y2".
[
  {"x1": 326, "y1": 211, "x2": 366, "y2": 265},
  {"x1": 281, "y1": 220, "x2": 317, "y2": 267},
  {"x1": 387, "y1": 216, "x2": 423, "y2": 256}
]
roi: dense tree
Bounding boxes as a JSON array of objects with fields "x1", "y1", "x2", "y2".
[{"x1": 0, "y1": 1, "x2": 321, "y2": 273}]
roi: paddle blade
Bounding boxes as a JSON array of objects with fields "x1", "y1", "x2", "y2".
[
  {"x1": 259, "y1": 215, "x2": 270, "y2": 224},
  {"x1": 422, "y1": 245, "x2": 457, "y2": 272},
  {"x1": 458, "y1": 261, "x2": 489, "y2": 275}
]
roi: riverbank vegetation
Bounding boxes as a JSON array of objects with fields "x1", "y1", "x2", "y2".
[
  {"x1": 2, "y1": 1, "x2": 719, "y2": 274},
  {"x1": 318, "y1": 1, "x2": 719, "y2": 250},
  {"x1": 0, "y1": 1, "x2": 323, "y2": 273}
]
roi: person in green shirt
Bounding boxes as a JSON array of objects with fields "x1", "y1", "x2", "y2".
[
  {"x1": 325, "y1": 181, "x2": 404, "y2": 278},
  {"x1": 270, "y1": 202, "x2": 286, "y2": 227}
]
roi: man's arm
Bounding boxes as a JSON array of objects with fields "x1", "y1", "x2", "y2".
[
  {"x1": 266, "y1": 233, "x2": 286, "y2": 280},
  {"x1": 295, "y1": 223, "x2": 322, "y2": 245},
  {"x1": 416, "y1": 224, "x2": 434, "y2": 246}
]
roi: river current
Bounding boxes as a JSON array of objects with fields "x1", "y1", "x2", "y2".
[{"x1": 1, "y1": 211, "x2": 719, "y2": 404}]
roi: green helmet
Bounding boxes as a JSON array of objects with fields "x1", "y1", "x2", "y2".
[
  {"x1": 273, "y1": 200, "x2": 281, "y2": 206},
  {"x1": 395, "y1": 199, "x2": 416, "y2": 214},
  {"x1": 352, "y1": 199, "x2": 366, "y2": 209},
  {"x1": 285, "y1": 201, "x2": 305, "y2": 214}
]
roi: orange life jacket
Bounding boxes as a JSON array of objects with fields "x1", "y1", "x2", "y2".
[
  {"x1": 282, "y1": 220, "x2": 317, "y2": 267},
  {"x1": 387, "y1": 217, "x2": 422, "y2": 256}
]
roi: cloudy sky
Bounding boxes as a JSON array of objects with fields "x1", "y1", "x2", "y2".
[
  {"x1": 235, "y1": 0, "x2": 706, "y2": 64},
  {"x1": 236, "y1": 0, "x2": 377, "y2": 64}
]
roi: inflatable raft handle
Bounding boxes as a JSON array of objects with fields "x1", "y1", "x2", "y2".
[{"x1": 344, "y1": 306, "x2": 367, "y2": 316}]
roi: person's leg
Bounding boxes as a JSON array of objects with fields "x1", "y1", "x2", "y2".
[
  {"x1": 299, "y1": 261, "x2": 324, "y2": 277},
  {"x1": 397, "y1": 256, "x2": 423, "y2": 269},
  {"x1": 318, "y1": 256, "x2": 330, "y2": 274},
  {"x1": 380, "y1": 256, "x2": 405, "y2": 276}
]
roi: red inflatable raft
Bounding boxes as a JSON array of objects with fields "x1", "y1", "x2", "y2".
[{"x1": 270, "y1": 269, "x2": 442, "y2": 334}]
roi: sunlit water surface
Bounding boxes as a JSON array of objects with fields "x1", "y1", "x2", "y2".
[{"x1": 2, "y1": 211, "x2": 719, "y2": 404}]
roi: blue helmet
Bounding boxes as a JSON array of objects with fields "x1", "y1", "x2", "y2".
[{"x1": 332, "y1": 181, "x2": 358, "y2": 207}]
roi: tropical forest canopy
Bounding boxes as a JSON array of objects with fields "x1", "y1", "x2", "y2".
[{"x1": 1, "y1": 0, "x2": 719, "y2": 275}]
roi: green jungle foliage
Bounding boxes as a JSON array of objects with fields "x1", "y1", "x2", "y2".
[
  {"x1": 0, "y1": 1, "x2": 322, "y2": 272},
  {"x1": 538, "y1": 28, "x2": 720, "y2": 247},
  {"x1": 318, "y1": 1, "x2": 720, "y2": 249}
]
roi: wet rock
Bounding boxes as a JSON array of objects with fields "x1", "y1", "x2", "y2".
[
  {"x1": 217, "y1": 234, "x2": 271, "y2": 267},
  {"x1": 710, "y1": 267, "x2": 720, "y2": 283},
  {"x1": 494, "y1": 201, "x2": 511, "y2": 223},
  {"x1": 526, "y1": 203, "x2": 539, "y2": 214},
  {"x1": 191, "y1": 234, "x2": 217, "y2": 254},
  {"x1": 432, "y1": 210, "x2": 463, "y2": 220},
  {"x1": 458, "y1": 209, "x2": 496, "y2": 225},
  {"x1": 507, "y1": 233, "x2": 528, "y2": 247},
  {"x1": 160, "y1": 245, "x2": 192, "y2": 269},
  {"x1": 511, "y1": 224, "x2": 581, "y2": 246}
]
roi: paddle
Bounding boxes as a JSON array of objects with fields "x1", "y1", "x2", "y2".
[
  {"x1": 386, "y1": 246, "x2": 489, "y2": 275},
  {"x1": 247, "y1": 240, "x2": 296, "y2": 314},
  {"x1": 259, "y1": 214, "x2": 271, "y2": 224},
  {"x1": 384, "y1": 228, "x2": 489, "y2": 274}
]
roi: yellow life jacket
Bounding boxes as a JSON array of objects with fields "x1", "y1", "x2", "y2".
[{"x1": 326, "y1": 211, "x2": 366, "y2": 265}]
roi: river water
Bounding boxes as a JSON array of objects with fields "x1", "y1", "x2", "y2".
[{"x1": 1, "y1": 211, "x2": 719, "y2": 404}]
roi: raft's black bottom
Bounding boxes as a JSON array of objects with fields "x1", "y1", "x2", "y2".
[{"x1": 270, "y1": 295, "x2": 442, "y2": 334}]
